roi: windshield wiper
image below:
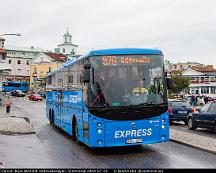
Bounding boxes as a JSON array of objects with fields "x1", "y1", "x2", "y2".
[{"x1": 128, "y1": 103, "x2": 167, "y2": 108}]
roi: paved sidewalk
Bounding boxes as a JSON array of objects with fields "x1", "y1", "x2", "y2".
[
  {"x1": 170, "y1": 128, "x2": 216, "y2": 154},
  {"x1": 0, "y1": 106, "x2": 35, "y2": 135}
]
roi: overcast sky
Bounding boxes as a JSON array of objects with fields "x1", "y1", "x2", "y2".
[{"x1": 1, "y1": 0, "x2": 216, "y2": 66}]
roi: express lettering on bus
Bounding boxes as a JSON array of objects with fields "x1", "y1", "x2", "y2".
[{"x1": 114, "y1": 128, "x2": 152, "y2": 138}]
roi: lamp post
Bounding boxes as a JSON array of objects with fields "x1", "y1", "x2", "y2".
[
  {"x1": 0, "y1": 33, "x2": 21, "y2": 105},
  {"x1": 0, "y1": 33, "x2": 21, "y2": 37}
]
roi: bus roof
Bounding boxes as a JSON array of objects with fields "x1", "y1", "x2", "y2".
[{"x1": 47, "y1": 48, "x2": 163, "y2": 77}]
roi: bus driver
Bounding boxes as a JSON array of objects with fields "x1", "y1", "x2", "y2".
[{"x1": 132, "y1": 79, "x2": 148, "y2": 95}]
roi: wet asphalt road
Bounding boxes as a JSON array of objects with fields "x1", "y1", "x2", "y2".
[{"x1": 1, "y1": 97, "x2": 216, "y2": 168}]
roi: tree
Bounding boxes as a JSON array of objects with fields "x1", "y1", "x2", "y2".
[{"x1": 169, "y1": 75, "x2": 190, "y2": 97}]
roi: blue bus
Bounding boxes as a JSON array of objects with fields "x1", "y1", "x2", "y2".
[
  {"x1": 2, "y1": 81, "x2": 29, "y2": 92},
  {"x1": 46, "y1": 48, "x2": 172, "y2": 147}
]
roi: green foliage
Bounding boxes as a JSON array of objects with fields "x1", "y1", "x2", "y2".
[{"x1": 170, "y1": 75, "x2": 190, "y2": 95}]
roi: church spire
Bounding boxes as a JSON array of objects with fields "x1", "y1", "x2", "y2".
[{"x1": 63, "y1": 28, "x2": 72, "y2": 43}]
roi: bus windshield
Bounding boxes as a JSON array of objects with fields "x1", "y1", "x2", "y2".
[{"x1": 89, "y1": 54, "x2": 167, "y2": 107}]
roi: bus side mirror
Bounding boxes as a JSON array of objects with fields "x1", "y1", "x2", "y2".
[
  {"x1": 167, "y1": 78, "x2": 173, "y2": 90},
  {"x1": 83, "y1": 64, "x2": 91, "y2": 83}
]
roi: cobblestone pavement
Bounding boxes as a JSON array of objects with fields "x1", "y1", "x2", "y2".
[
  {"x1": 0, "y1": 105, "x2": 35, "y2": 135},
  {"x1": 170, "y1": 128, "x2": 216, "y2": 153}
]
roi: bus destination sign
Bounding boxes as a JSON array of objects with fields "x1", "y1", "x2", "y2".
[{"x1": 102, "y1": 56, "x2": 151, "y2": 66}]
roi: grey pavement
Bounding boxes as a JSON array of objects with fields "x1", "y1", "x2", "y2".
[
  {"x1": 0, "y1": 105, "x2": 35, "y2": 135},
  {"x1": 170, "y1": 128, "x2": 216, "y2": 153},
  {"x1": 0, "y1": 97, "x2": 215, "y2": 168}
]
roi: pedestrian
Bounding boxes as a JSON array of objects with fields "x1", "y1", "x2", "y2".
[
  {"x1": 204, "y1": 96, "x2": 208, "y2": 104},
  {"x1": 4, "y1": 96, "x2": 12, "y2": 113}
]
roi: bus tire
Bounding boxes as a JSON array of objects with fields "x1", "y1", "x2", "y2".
[
  {"x1": 50, "y1": 109, "x2": 55, "y2": 126},
  {"x1": 72, "y1": 118, "x2": 80, "y2": 144},
  {"x1": 49, "y1": 109, "x2": 52, "y2": 125}
]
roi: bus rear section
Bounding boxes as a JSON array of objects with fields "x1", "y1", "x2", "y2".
[{"x1": 2, "y1": 81, "x2": 29, "y2": 92}]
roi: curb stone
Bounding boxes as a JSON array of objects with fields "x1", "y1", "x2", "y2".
[
  {"x1": 0, "y1": 117, "x2": 35, "y2": 135},
  {"x1": 170, "y1": 128, "x2": 216, "y2": 154}
]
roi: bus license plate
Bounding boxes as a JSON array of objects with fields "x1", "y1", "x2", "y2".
[{"x1": 126, "y1": 138, "x2": 143, "y2": 144}]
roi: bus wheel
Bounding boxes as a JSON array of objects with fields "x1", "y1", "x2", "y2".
[
  {"x1": 50, "y1": 110, "x2": 55, "y2": 126},
  {"x1": 72, "y1": 120, "x2": 80, "y2": 144}
]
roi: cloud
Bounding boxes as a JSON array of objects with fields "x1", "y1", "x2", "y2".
[{"x1": 1, "y1": 0, "x2": 216, "y2": 66}]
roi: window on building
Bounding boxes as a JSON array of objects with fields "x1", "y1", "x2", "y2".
[
  {"x1": 210, "y1": 76, "x2": 215, "y2": 82},
  {"x1": 69, "y1": 75, "x2": 73, "y2": 83},
  {"x1": 211, "y1": 87, "x2": 216, "y2": 94},
  {"x1": 8, "y1": 59, "x2": 12, "y2": 64},
  {"x1": 34, "y1": 67, "x2": 37, "y2": 74},
  {"x1": 17, "y1": 60, "x2": 21, "y2": 64},
  {"x1": 18, "y1": 69, "x2": 22, "y2": 75},
  {"x1": 63, "y1": 48, "x2": 65, "y2": 53},
  {"x1": 191, "y1": 87, "x2": 199, "y2": 95},
  {"x1": 27, "y1": 70, "x2": 30, "y2": 76},
  {"x1": 26, "y1": 60, "x2": 29, "y2": 65},
  {"x1": 48, "y1": 67, "x2": 51, "y2": 72},
  {"x1": 201, "y1": 87, "x2": 209, "y2": 94},
  {"x1": 80, "y1": 75, "x2": 83, "y2": 83},
  {"x1": 204, "y1": 77, "x2": 209, "y2": 82}
]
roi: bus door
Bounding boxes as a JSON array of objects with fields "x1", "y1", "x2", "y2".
[{"x1": 58, "y1": 91, "x2": 63, "y2": 128}]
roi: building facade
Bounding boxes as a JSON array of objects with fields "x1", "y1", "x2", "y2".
[
  {"x1": 30, "y1": 52, "x2": 66, "y2": 93},
  {"x1": 1, "y1": 45, "x2": 45, "y2": 83},
  {"x1": 182, "y1": 69, "x2": 216, "y2": 98},
  {"x1": 170, "y1": 62, "x2": 204, "y2": 71},
  {"x1": 0, "y1": 37, "x2": 12, "y2": 86},
  {"x1": 0, "y1": 37, "x2": 6, "y2": 61}
]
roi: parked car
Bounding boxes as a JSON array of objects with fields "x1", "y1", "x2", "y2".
[
  {"x1": 187, "y1": 101, "x2": 216, "y2": 131},
  {"x1": 28, "y1": 94, "x2": 43, "y2": 101},
  {"x1": 11, "y1": 90, "x2": 26, "y2": 97},
  {"x1": 168, "y1": 100, "x2": 195, "y2": 124}
]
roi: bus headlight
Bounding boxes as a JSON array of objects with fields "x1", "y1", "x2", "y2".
[
  {"x1": 162, "y1": 119, "x2": 165, "y2": 123},
  {"x1": 97, "y1": 123, "x2": 102, "y2": 127},
  {"x1": 162, "y1": 124, "x2": 166, "y2": 129},
  {"x1": 97, "y1": 129, "x2": 102, "y2": 134},
  {"x1": 98, "y1": 140, "x2": 102, "y2": 144},
  {"x1": 162, "y1": 135, "x2": 166, "y2": 140}
]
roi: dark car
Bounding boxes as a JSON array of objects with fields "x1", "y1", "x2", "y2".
[
  {"x1": 168, "y1": 100, "x2": 195, "y2": 124},
  {"x1": 187, "y1": 101, "x2": 216, "y2": 131},
  {"x1": 11, "y1": 90, "x2": 26, "y2": 97},
  {"x1": 28, "y1": 94, "x2": 43, "y2": 101}
]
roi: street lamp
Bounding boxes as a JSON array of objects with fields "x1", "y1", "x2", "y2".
[{"x1": 0, "y1": 33, "x2": 21, "y2": 37}]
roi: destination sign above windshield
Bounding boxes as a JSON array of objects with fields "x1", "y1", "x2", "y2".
[{"x1": 102, "y1": 56, "x2": 151, "y2": 66}]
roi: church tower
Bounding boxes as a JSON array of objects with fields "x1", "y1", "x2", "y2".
[
  {"x1": 56, "y1": 29, "x2": 78, "y2": 56},
  {"x1": 63, "y1": 29, "x2": 72, "y2": 43}
]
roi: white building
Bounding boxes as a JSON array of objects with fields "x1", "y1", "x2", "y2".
[
  {"x1": 55, "y1": 29, "x2": 78, "y2": 56},
  {"x1": 182, "y1": 69, "x2": 216, "y2": 98},
  {"x1": 1, "y1": 45, "x2": 46, "y2": 83}
]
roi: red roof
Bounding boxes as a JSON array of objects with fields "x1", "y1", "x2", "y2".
[{"x1": 44, "y1": 52, "x2": 67, "y2": 62}]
